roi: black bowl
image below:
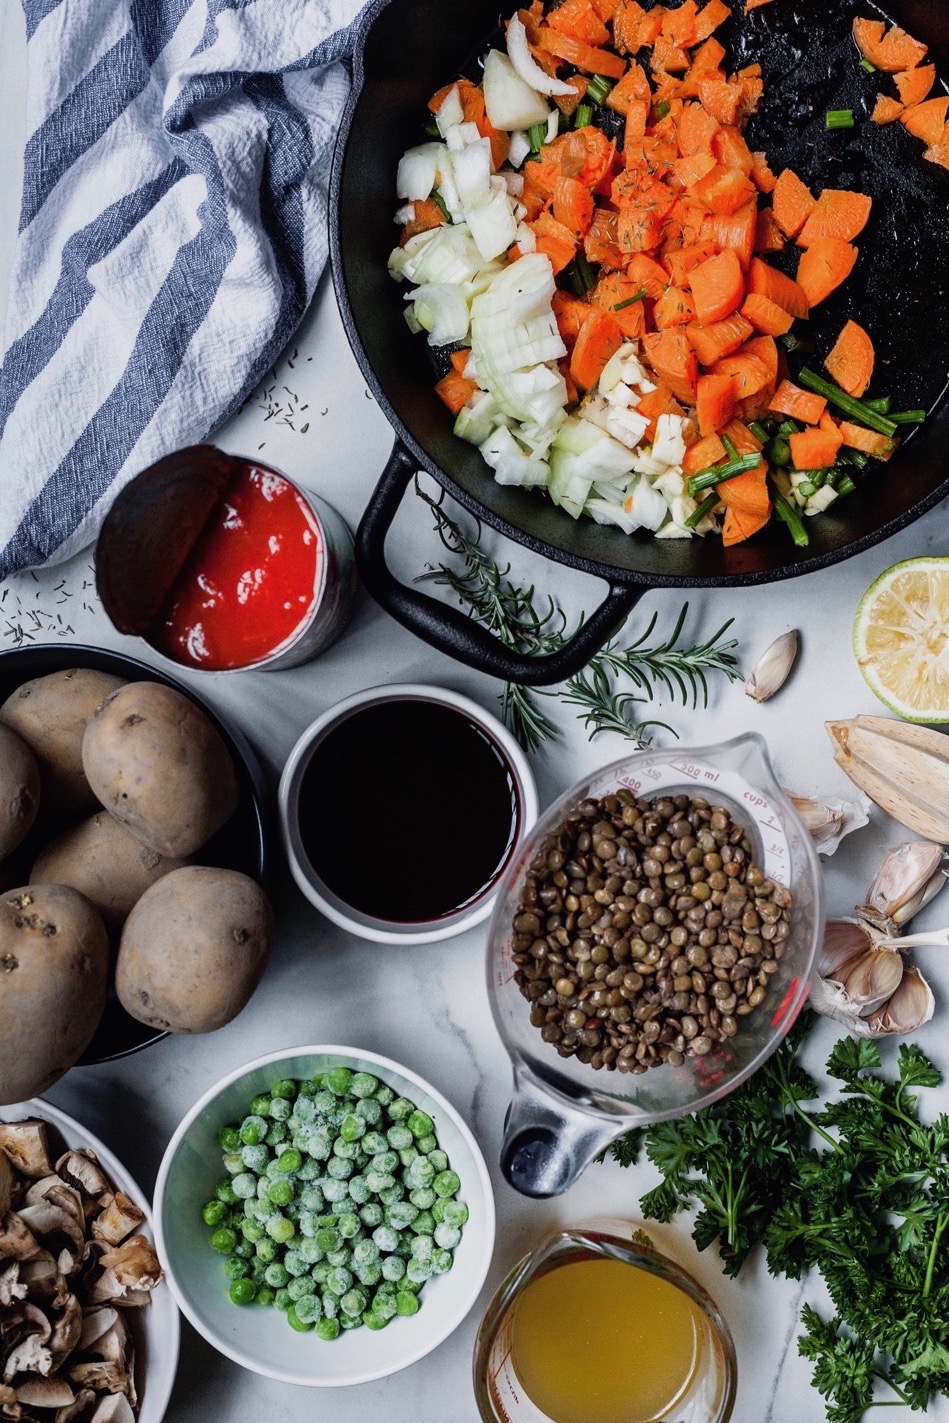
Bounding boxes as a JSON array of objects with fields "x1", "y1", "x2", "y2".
[{"x1": 0, "y1": 644, "x2": 270, "y2": 1063}]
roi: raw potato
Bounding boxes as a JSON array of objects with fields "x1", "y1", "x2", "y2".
[
  {"x1": 116, "y1": 867, "x2": 272, "y2": 1033},
  {"x1": 32, "y1": 812, "x2": 187, "y2": 931},
  {"x1": 81, "y1": 682, "x2": 240, "y2": 858},
  {"x1": 0, "y1": 724, "x2": 40, "y2": 859},
  {"x1": 0, "y1": 884, "x2": 109, "y2": 1103},
  {"x1": 0, "y1": 668, "x2": 126, "y2": 822}
]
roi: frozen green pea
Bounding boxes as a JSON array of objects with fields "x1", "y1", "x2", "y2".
[
  {"x1": 387, "y1": 1098, "x2": 414, "y2": 1122},
  {"x1": 287, "y1": 1275, "x2": 311, "y2": 1301},
  {"x1": 271, "y1": 1078, "x2": 297, "y2": 1100},
  {"x1": 409, "y1": 1187, "x2": 435, "y2": 1210},
  {"x1": 407, "y1": 1258, "x2": 432, "y2": 1284},
  {"x1": 399, "y1": 1147, "x2": 419, "y2": 1169},
  {"x1": 372, "y1": 1224, "x2": 399, "y2": 1253},
  {"x1": 267, "y1": 1215, "x2": 294, "y2": 1244},
  {"x1": 434, "y1": 1223, "x2": 461, "y2": 1250},
  {"x1": 351, "y1": 1072, "x2": 378, "y2": 1099},
  {"x1": 239, "y1": 1116, "x2": 267, "y2": 1146},
  {"x1": 234, "y1": 1239, "x2": 255, "y2": 1259},
  {"x1": 299, "y1": 1079, "x2": 319, "y2": 1097},
  {"x1": 312, "y1": 1091, "x2": 336, "y2": 1115},
  {"x1": 265, "y1": 1262, "x2": 290, "y2": 1288},
  {"x1": 411, "y1": 1234, "x2": 434, "y2": 1261},
  {"x1": 215, "y1": 1180, "x2": 238, "y2": 1205},
  {"x1": 356, "y1": 1098, "x2": 382, "y2": 1126},
  {"x1": 405, "y1": 1158, "x2": 434, "y2": 1190},
  {"x1": 340, "y1": 1315, "x2": 361, "y2": 1331},
  {"x1": 386, "y1": 1124, "x2": 413, "y2": 1151},
  {"x1": 341, "y1": 1287, "x2": 367, "y2": 1317},
  {"x1": 294, "y1": 1293, "x2": 322, "y2": 1324},
  {"x1": 269, "y1": 1097, "x2": 291, "y2": 1121},
  {"x1": 363, "y1": 1310, "x2": 388, "y2": 1330},
  {"x1": 298, "y1": 1159, "x2": 320, "y2": 1182},
  {"x1": 378, "y1": 1185, "x2": 402, "y2": 1208},
  {"x1": 431, "y1": 1199, "x2": 447, "y2": 1223},
  {"x1": 327, "y1": 1248, "x2": 352, "y2": 1268},
  {"x1": 223, "y1": 1152, "x2": 244, "y2": 1176},
  {"x1": 202, "y1": 1200, "x2": 227, "y2": 1227},
  {"x1": 306, "y1": 1128, "x2": 333, "y2": 1160},
  {"x1": 357, "y1": 1261, "x2": 382, "y2": 1287},
  {"x1": 311, "y1": 1261, "x2": 331, "y2": 1286},
  {"x1": 407, "y1": 1110, "x2": 433, "y2": 1140},
  {"x1": 360, "y1": 1204, "x2": 384, "y2": 1228},
  {"x1": 339, "y1": 1114, "x2": 366, "y2": 1142},
  {"x1": 256, "y1": 1237, "x2": 277, "y2": 1262},
  {"x1": 292, "y1": 1096, "x2": 317, "y2": 1124},
  {"x1": 416, "y1": 1134, "x2": 438, "y2": 1156},
  {"x1": 400, "y1": 1273, "x2": 421, "y2": 1292},
  {"x1": 322, "y1": 1179, "x2": 347, "y2": 1204},
  {"x1": 386, "y1": 1202, "x2": 419, "y2": 1230},
  {"x1": 433, "y1": 1169, "x2": 460, "y2": 1198},
  {"x1": 353, "y1": 1239, "x2": 379, "y2": 1268},
  {"x1": 287, "y1": 1306, "x2": 312, "y2": 1332},
  {"x1": 347, "y1": 1175, "x2": 370, "y2": 1205},
  {"x1": 265, "y1": 1123, "x2": 287, "y2": 1148},
  {"x1": 365, "y1": 1171, "x2": 395, "y2": 1194},
  {"x1": 374, "y1": 1084, "x2": 395, "y2": 1107},
  {"x1": 316, "y1": 1317, "x2": 340, "y2": 1340},
  {"x1": 240, "y1": 1143, "x2": 269, "y2": 1172},
  {"x1": 300, "y1": 1184, "x2": 325, "y2": 1212},
  {"x1": 316, "y1": 1226, "x2": 339, "y2": 1253},
  {"x1": 219, "y1": 1125, "x2": 242, "y2": 1152},
  {"x1": 284, "y1": 1250, "x2": 308, "y2": 1278},
  {"x1": 333, "y1": 1137, "x2": 359, "y2": 1161},
  {"x1": 267, "y1": 1179, "x2": 293, "y2": 1208},
  {"x1": 338, "y1": 1213, "x2": 360, "y2": 1239},
  {"x1": 250, "y1": 1095, "x2": 271, "y2": 1116},
  {"x1": 223, "y1": 1255, "x2": 246, "y2": 1281},
  {"x1": 382, "y1": 1255, "x2": 405, "y2": 1282},
  {"x1": 326, "y1": 1067, "x2": 353, "y2": 1097},
  {"x1": 278, "y1": 1148, "x2": 303, "y2": 1173},
  {"x1": 299, "y1": 1237, "x2": 323, "y2": 1265},
  {"x1": 432, "y1": 1248, "x2": 453, "y2": 1274},
  {"x1": 320, "y1": 1291, "x2": 339, "y2": 1318},
  {"x1": 274, "y1": 1287, "x2": 292, "y2": 1311},
  {"x1": 396, "y1": 1291, "x2": 420, "y2": 1315},
  {"x1": 411, "y1": 1211, "x2": 435, "y2": 1236},
  {"x1": 428, "y1": 1149, "x2": 449, "y2": 1173},
  {"x1": 210, "y1": 1228, "x2": 236, "y2": 1254},
  {"x1": 325, "y1": 1267, "x2": 353, "y2": 1295},
  {"x1": 362, "y1": 1131, "x2": 388, "y2": 1157},
  {"x1": 373, "y1": 1290, "x2": 398, "y2": 1320},
  {"x1": 241, "y1": 1218, "x2": 265, "y2": 1242},
  {"x1": 229, "y1": 1278, "x2": 256, "y2": 1305},
  {"x1": 327, "y1": 1157, "x2": 353, "y2": 1181},
  {"x1": 256, "y1": 1285, "x2": 276, "y2": 1307},
  {"x1": 231, "y1": 1172, "x2": 256, "y2": 1200},
  {"x1": 444, "y1": 1199, "x2": 468, "y2": 1227},
  {"x1": 371, "y1": 1151, "x2": 399, "y2": 1175}
]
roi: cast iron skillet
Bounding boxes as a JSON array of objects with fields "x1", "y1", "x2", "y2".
[{"x1": 331, "y1": 0, "x2": 949, "y2": 686}]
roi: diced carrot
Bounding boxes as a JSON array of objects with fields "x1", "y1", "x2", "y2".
[
  {"x1": 592, "y1": 272, "x2": 649, "y2": 337},
  {"x1": 742, "y1": 333, "x2": 777, "y2": 387},
  {"x1": 713, "y1": 126, "x2": 754, "y2": 174},
  {"x1": 547, "y1": 0, "x2": 610, "y2": 47},
  {"x1": 872, "y1": 94, "x2": 905, "y2": 124},
  {"x1": 686, "y1": 313, "x2": 753, "y2": 364},
  {"x1": 553, "y1": 176, "x2": 596, "y2": 238},
  {"x1": 895, "y1": 64, "x2": 935, "y2": 106},
  {"x1": 641, "y1": 329, "x2": 700, "y2": 401},
  {"x1": 684, "y1": 431, "x2": 727, "y2": 473},
  {"x1": 436, "y1": 369, "x2": 478, "y2": 415},
  {"x1": 591, "y1": 0, "x2": 621, "y2": 18},
  {"x1": 626, "y1": 252, "x2": 671, "y2": 298},
  {"x1": 902, "y1": 97, "x2": 949, "y2": 144},
  {"x1": 696, "y1": 372, "x2": 737, "y2": 435},
  {"x1": 720, "y1": 464, "x2": 769, "y2": 518},
  {"x1": 452, "y1": 80, "x2": 510, "y2": 171},
  {"x1": 852, "y1": 16, "x2": 928, "y2": 72},
  {"x1": 924, "y1": 126, "x2": 949, "y2": 171},
  {"x1": 584, "y1": 208, "x2": 626, "y2": 269},
  {"x1": 652, "y1": 38, "x2": 691, "y2": 74},
  {"x1": 690, "y1": 248, "x2": 745, "y2": 323},
  {"x1": 552, "y1": 290, "x2": 597, "y2": 346},
  {"x1": 635, "y1": 383, "x2": 685, "y2": 441},
  {"x1": 769, "y1": 379, "x2": 827, "y2": 424},
  {"x1": 661, "y1": 0, "x2": 699, "y2": 48},
  {"x1": 747, "y1": 258, "x2": 810, "y2": 318},
  {"x1": 427, "y1": 83, "x2": 458, "y2": 115},
  {"x1": 535, "y1": 27, "x2": 628, "y2": 77},
  {"x1": 722, "y1": 503, "x2": 770, "y2": 546},
  {"x1": 612, "y1": 168, "x2": 675, "y2": 210},
  {"x1": 797, "y1": 190, "x2": 872, "y2": 246},
  {"x1": 677, "y1": 102, "x2": 721, "y2": 156},
  {"x1": 450, "y1": 350, "x2": 471, "y2": 375},
  {"x1": 744, "y1": 0, "x2": 775, "y2": 11},
  {"x1": 672, "y1": 151, "x2": 719, "y2": 190},
  {"x1": 772, "y1": 168, "x2": 816, "y2": 238},
  {"x1": 692, "y1": 164, "x2": 756, "y2": 214},
  {"x1": 693, "y1": 0, "x2": 731, "y2": 43},
  {"x1": 789, "y1": 427, "x2": 843, "y2": 470},
  {"x1": 750, "y1": 151, "x2": 777, "y2": 192},
  {"x1": 700, "y1": 77, "x2": 744, "y2": 126},
  {"x1": 565, "y1": 126, "x2": 617, "y2": 187},
  {"x1": 664, "y1": 240, "x2": 718, "y2": 285},
  {"x1": 399, "y1": 197, "x2": 446, "y2": 244},
  {"x1": 617, "y1": 206, "x2": 667, "y2": 252},
  {"x1": 689, "y1": 36, "x2": 727, "y2": 74},
  {"x1": 796, "y1": 238, "x2": 859, "y2": 306},
  {"x1": 710, "y1": 349, "x2": 772, "y2": 398},
  {"x1": 705, "y1": 202, "x2": 757, "y2": 269},
  {"x1": 741, "y1": 291, "x2": 793, "y2": 335},
  {"x1": 754, "y1": 209, "x2": 786, "y2": 253},
  {"x1": 553, "y1": 76, "x2": 590, "y2": 117},
  {"x1": 655, "y1": 286, "x2": 698, "y2": 328},
  {"x1": 824, "y1": 319, "x2": 875, "y2": 398},
  {"x1": 571, "y1": 310, "x2": 624, "y2": 391},
  {"x1": 613, "y1": 0, "x2": 650, "y2": 53},
  {"x1": 607, "y1": 62, "x2": 652, "y2": 116},
  {"x1": 737, "y1": 72, "x2": 764, "y2": 121},
  {"x1": 624, "y1": 99, "x2": 651, "y2": 149},
  {"x1": 528, "y1": 212, "x2": 579, "y2": 274},
  {"x1": 836, "y1": 420, "x2": 896, "y2": 457},
  {"x1": 558, "y1": 357, "x2": 580, "y2": 407},
  {"x1": 663, "y1": 197, "x2": 709, "y2": 249},
  {"x1": 721, "y1": 418, "x2": 763, "y2": 455}
]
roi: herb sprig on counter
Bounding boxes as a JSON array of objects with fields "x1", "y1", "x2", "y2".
[
  {"x1": 607, "y1": 1022, "x2": 949, "y2": 1421},
  {"x1": 415, "y1": 487, "x2": 742, "y2": 752}
]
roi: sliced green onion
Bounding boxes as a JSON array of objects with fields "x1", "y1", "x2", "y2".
[
  {"x1": 749, "y1": 419, "x2": 773, "y2": 444},
  {"x1": 776, "y1": 418, "x2": 801, "y2": 437},
  {"x1": 778, "y1": 332, "x2": 811, "y2": 354},
  {"x1": 838, "y1": 449, "x2": 869, "y2": 469},
  {"x1": 773, "y1": 490, "x2": 809, "y2": 547},
  {"x1": 430, "y1": 189, "x2": 451, "y2": 222},
  {"x1": 567, "y1": 254, "x2": 598, "y2": 298},
  {"x1": 859, "y1": 57, "x2": 877, "y2": 73},
  {"x1": 558, "y1": 110, "x2": 572, "y2": 133},
  {"x1": 888, "y1": 408, "x2": 927, "y2": 424},
  {"x1": 528, "y1": 122, "x2": 548, "y2": 154},
  {"x1": 423, "y1": 116, "x2": 441, "y2": 138},
  {"x1": 688, "y1": 453, "x2": 762, "y2": 497},
  {"x1": 810, "y1": 469, "x2": 832, "y2": 487},
  {"x1": 574, "y1": 103, "x2": 594, "y2": 129},
  {"x1": 655, "y1": 100, "x2": 671, "y2": 119},
  {"x1": 721, "y1": 433, "x2": 740, "y2": 462},
  {"x1": 798, "y1": 480, "x2": 816, "y2": 499},
  {"x1": 834, "y1": 472, "x2": 857, "y2": 495},
  {"x1": 798, "y1": 368, "x2": 898, "y2": 435},
  {"x1": 586, "y1": 75, "x2": 614, "y2": 106},
  {"x1": 614, "y1": 288, "x2": 648, "y2": 311},
  {"x1": 686, "y1": 492, "x2": 720, "y2": 528},
  {"x1": 765, "y1": 436, "x2": 791, "y2": 467},
  {"x1": 826, "y1": 109, "x2": 855, "y2": 130},
  {"x1": 863, "y1": 396, "x2": 891, "y2": 414}
]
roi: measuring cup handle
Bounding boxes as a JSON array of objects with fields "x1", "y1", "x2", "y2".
[{"x1": 500, "y1": 1066, "x2": 625, "y2": 1198}]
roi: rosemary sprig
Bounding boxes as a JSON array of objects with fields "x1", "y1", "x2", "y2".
[{"x1": 415, "y1": 486, "x2": 743, "y2": 751}]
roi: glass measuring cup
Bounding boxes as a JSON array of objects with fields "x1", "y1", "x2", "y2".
[
  {"x1": 487, "y1": 733, "x2": 823, "y2": 1196},
  {"x1": 473, "y1": 1224, "x2": 737, "y2": 1423}
]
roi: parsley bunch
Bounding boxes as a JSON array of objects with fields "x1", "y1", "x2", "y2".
[{"x1": 609, "y1": 1022, "x2": 949, "y2": 1420}]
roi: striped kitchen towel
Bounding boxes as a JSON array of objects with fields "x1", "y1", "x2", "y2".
[{"x1": 0, "y1": 0, "x2": 369, "y2": 578}]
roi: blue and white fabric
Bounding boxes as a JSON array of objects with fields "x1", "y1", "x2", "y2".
[{"x1": 0, "y1": 0, "x2": 367, "y2": 577}]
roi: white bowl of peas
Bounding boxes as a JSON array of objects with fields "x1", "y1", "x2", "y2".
[{"x1": 153, "y1": 1045, "x2": 495, "y2": 1386}]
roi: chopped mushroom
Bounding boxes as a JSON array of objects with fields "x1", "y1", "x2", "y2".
[
  {"x1": 54, "y1": 1386, "x2": 96, "y2": 1423},
  {"x1": 0, "y1": 1128, "x2": 53, "y2": 1182},
  {"x1": 89, "y1": 1397, "x2": 134, "y2": 1423},
  {"x1": 15, "y1": 1376, "x2": 74, "y2": 1409},
  {"x1": 90, "y1": 1200, "x2": 143, "y2": 1251}
]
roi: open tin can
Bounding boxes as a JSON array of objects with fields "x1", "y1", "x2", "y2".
[{"x1": 96, "y1": 446, "x2": 357, "y2": 673}]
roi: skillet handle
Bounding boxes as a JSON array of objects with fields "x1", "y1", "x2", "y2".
[{"x1": 356, "y1": 442, "x2": 648, "y2": 688}]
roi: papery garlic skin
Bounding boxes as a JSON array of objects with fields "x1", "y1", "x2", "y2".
[
  {"x1": 746, "y1": 630, "x2": 799, "y2": 703},
  {"x1": 788, "y1": 793, "x2": 871, "y2": 855},
  {"x1": 826, "y1": 716, "x2": 949, "y2": 843}
]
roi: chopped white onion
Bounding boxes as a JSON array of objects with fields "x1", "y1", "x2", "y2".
[
  {"x1": 465, "y1": 186, "x2": 518, "y2": 262},
  {"x1": 409, "y1": 283, "x2": 471, "y2": 346},
  {"x1": 394, "y1": 203, "x2": 416, "y2": 226},
  {"x1": 508, "y1": 130, "x2": 532, "y2": 168},
  {"x1": 452, "y1": 138, "x2": 493, "y2": 209},
  {"x1": 514, "y1": 221, "x2": 536, "y2": 253},
  {"x1": 546, "y1": 109, "x2": 560, "y2": 144},
  {"x1": 504, "y1": 172, "x2": 525, "y2": 197},
  {"x1": 396, "y1": 144, "x2": 442, "y2": 202},
  {"x1": 483, "y1": 50, "x2": 550, "y2": 131},
  {"x1": 435, "y1": 84, "x2": 465, "y2": 136},
  {"x1": 506, "y1": 16, "x2": 575, "y2": 98}
]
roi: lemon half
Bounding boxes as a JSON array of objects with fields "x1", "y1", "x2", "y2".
[{"x1": 854, "y1": 557, "x2": 949, "y2": 722}]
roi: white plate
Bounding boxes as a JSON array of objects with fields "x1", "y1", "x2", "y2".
[
  {"x1": 0, "y1": 1098, "x2": 180, "y2": 1423},
  {"x1": 154, "y1": 1045, "x2": 496, "y2": 1387}
]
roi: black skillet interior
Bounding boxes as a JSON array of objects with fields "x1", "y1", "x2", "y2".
[
  {"x1": 0, "y1": 645, "x2": 270, "y2": 1064},
  {"x1": 335, "y1": 0, "x2": 949, "y2": 586}
]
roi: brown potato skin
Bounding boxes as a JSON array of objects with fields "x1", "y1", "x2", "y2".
[
  {"x1": 0, "y1": 668, "x2": 126, "y2": 823},
  {"x1": 81, "y1": 683, "x2": 239, "y2": 858},
  {"x1": 32, "y1": 813, "x2": 187, "y2": 931},
  {"x1": 0, "y1": 724, "x2": 40, "y2": 860},
  {"x1": 0, "y1": 885, "x2": 109, "y2": 1103},
  {"x1": 116, "y1": 867, "x2": 272, "y2": 1033}
]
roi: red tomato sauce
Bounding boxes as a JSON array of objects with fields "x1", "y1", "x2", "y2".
[{"x1": 153, "y1": 466, "x2": 320, "y2": 670}]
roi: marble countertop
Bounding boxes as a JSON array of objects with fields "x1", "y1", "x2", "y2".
[{"x1": 3, "y1": 9, "x2": 949, "y2": 1421}]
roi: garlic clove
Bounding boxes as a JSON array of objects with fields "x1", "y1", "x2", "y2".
[
  {"x1": 818, "y1": 920, "x2": 872, "y2": 979},
  {"x1": 786, "y1": 792, "x2": 871, "y2": 855},
  {"x1": 839, "y1": 946, "x2": 904, "y2": 1013},
  {"x1": 866, "y1": 966, "x2": 935, "y2": 1036},
  {"x1": 826, "y1": 716, "x2": 949, "y2": 843},
  {"x1": 808, "y1": 973, "x2": 876, "y2": 1035},
  {"x1": 746, "y1": 630, "x2": 799, "y2": 703},
  {"x1": 865, "y1": 841, "x2": 945, "y2": 926}
]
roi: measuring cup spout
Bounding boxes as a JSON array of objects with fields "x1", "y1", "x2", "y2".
[{"x1": 500, "y1": 1065, "x2": 624, "y2": 1198}]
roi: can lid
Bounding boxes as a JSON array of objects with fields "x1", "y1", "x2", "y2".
[{"x1": 95, "y1": 446, "x2": 239, "y2": 635}]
